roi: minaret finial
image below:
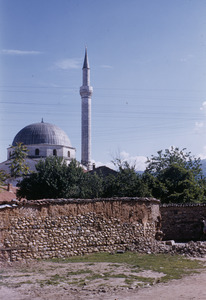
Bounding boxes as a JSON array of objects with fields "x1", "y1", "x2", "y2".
[
  {"x1": 83, "y1": 47, "x2": 89, "y2": 69},
  {"x1": 41, "y1": 118, "x2": 44, "y2": 123}
]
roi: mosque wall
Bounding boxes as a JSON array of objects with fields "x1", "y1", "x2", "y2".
[
  {"x1": 0, "y1": 197, "x2": 160, "y2": 261},
  {"x1": 13, "y1": 145, "x2": 76, "y2": 160}
]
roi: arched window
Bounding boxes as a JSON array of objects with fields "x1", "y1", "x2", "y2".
[
  {"x1": 35, "y1": 149, "x2": 40, "y2": 156},
  {"x1": 53, "y1": 149, "x2": 57, "y2": 156},
  {"x1": 68, "y1": 151, "x2": 70, "y2": 157}
]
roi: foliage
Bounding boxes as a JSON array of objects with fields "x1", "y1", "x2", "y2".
[
  {"x1": 0, "y1": 170, "x2": 8, "y2": 186},
  {"x1": 8, "y1": 142, "x2": 30, "y2": 178},
  {"x1": 102, "y1": 159, "x2": 150, "y2": 198},
  {"x1": 17, "y1": 147, "x2": 206, "y2": 203},
  {"x1": 146, "y1": 146, "x2": 202, "y2": 178},
  {"x1": 143, "y1": 147, "x2": 206, "y2": 203},
  {"x1": 83, "y1": 171, "x2": 104, "y2": 198},
  {"x1": 17, "y1": 157, "x2": 103, "y2": 200}
]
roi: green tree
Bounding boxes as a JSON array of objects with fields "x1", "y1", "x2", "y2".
[
  {"x1": 65, "y1": 159, "x2": 87, "y2": 198},
  {"x1": 17, "y1": 157, "x2": 103, "y2": 200},
  {"x1": 83, "y1": 171, "x2": 104, "y2": 199},
  {"x1": 18, "y1": 157, "x2": 80, "y2": 199},
  {"x1": 0, "y1": 170, "x2": 8, "y2": 186},
  {"x1": 146, "y1": 147, "x2": 202, "y2": 178},
  {"x1": 102, "y1": 159, "x2": 150, "y2": 198},
  {"x1": 143, "y1": 147, "x2": 206, "y2": 203},
  {"x1": 8, "y1": 142, "x2": 30, "y2": 178}
]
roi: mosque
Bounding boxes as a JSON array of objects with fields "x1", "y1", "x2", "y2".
[{"x1": 0, "y1": 49, "x2": 93, "y2": 174}]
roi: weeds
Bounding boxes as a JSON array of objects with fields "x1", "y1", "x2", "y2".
[
  {"x1": 66, "y1": 269, "x2": 93, "y2": 276},
  {"x1": 50, "y1": 252, "x2": 204, "y2": 282},
  {"x1": 0, "y1": 252, "x2": 205, "y2": 289}
]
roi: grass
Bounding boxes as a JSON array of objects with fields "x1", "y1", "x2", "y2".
[
  {"x1": 50, "y1": 252, "x2": 205, "y2": 283},
  {"x1": 0, "y1": 252, "x2": 205, "y2": 289},
  {"x1": 66, "y1": 269, "x2": 93, "y2": 276}
]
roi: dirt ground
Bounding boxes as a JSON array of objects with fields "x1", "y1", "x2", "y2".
[{"x1": 0, "y1": 257, "x2": 206, "y2": 300}]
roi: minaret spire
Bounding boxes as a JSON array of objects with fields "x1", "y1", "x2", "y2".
[
  {"x1": 83, "y1": 47, "x2": 90, "y2": 69},
  {"x1": 80, "y1": 48, "x2": 93, "y2": 170}
]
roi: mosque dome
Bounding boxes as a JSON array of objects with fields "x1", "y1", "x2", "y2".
[{"x1": 12, "y1": 121, "x2": 71, "y2": 147}]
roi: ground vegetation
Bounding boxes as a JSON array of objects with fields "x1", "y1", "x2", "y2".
[{"x1": 0, "y1": 253, "x2": 205, "y2": 300}]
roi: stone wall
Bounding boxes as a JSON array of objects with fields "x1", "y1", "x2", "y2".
[
  {"x1": 0, "y1": 197, "x2": 160, "y2": 261},
  {"x1": 160, "y1": 204, "x2": 206, "y2": 242}
]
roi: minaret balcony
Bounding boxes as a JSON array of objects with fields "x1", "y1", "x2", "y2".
[{"x1": 80, "y1": 86, "x2": 93, "y2": 98}]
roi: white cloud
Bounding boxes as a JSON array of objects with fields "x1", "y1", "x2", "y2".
[
  {"x1": 92, "y1": 151, "x2": 147, "y2": 172},
  {"x1": 1, "y1": 49, "x2": 42, "y2": 55},
  {"x1": 195, "y1": 122, "x2": 204, "y2": 128},
  {"x1": 194, "y1": 121, "x2": 204, "y2": 134},
  {"x1": 195, "y1": 121, "x2": 204, "y2": 130},
  {"x1": 193, "y1": 102, "x2": 206, "y2": 133},
  {"x1": 200, "y1": 101, "x2": 206, "y2": 113},
  {"x1": 100, "y1": 64, "x2": 113, "y2": 69},
  {"x1": 55, "y1": 58, "x2": 81, "y2": 70},
  {"x1": 180, "y1": 54, "x2": 194, "y2": 62},
  {"x1": 119, "y1": 151, "x2": 147, "y2": 171},
  {"x1": 198, "y1": 146, "x2": 206, "y2": 159}
]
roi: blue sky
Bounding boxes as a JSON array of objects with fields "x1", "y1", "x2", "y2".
[{"x1": 1, "y1": 0, "x2": 206, "y2": 170}]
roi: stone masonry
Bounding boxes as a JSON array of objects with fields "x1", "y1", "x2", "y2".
[
  {"x1": 0, "y1": 197, "x2": 160, "y2": 261},
  {"x1": 160, "y1": 203, "x2": 206, "y2": 242}
]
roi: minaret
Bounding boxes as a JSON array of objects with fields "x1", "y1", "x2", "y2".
[{"x1": 80, "y1": 48, "x2": 93, "y2": 170}]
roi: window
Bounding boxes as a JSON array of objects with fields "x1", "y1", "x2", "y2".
[
  {"x1": 35, "y1": 149, "x2": 40, "y2": 156},
  {"x1": 53, "y1": 149, "x2": 57, "y2": 156},
  {"x1": 68, "y1": 151, "x2": 70, "y2": 157}
]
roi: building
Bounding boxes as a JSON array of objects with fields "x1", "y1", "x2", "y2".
[
  {"x1": 0, "y1": 49, "x2": 93, "y2": 175},
  {"x1": 8, "y1": 120, "x2": 76, "y2": 164}
]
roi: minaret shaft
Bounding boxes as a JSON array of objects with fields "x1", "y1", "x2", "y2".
[
  {"x1": 83, "y1": 68, "x2": 90, "y2": 86},
  {"x1": 80, "y1": 49, "x2": 93, "y2": 170},
  {"x1": 81, "y1": 97, "x2": 91, "y2": 165}
]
